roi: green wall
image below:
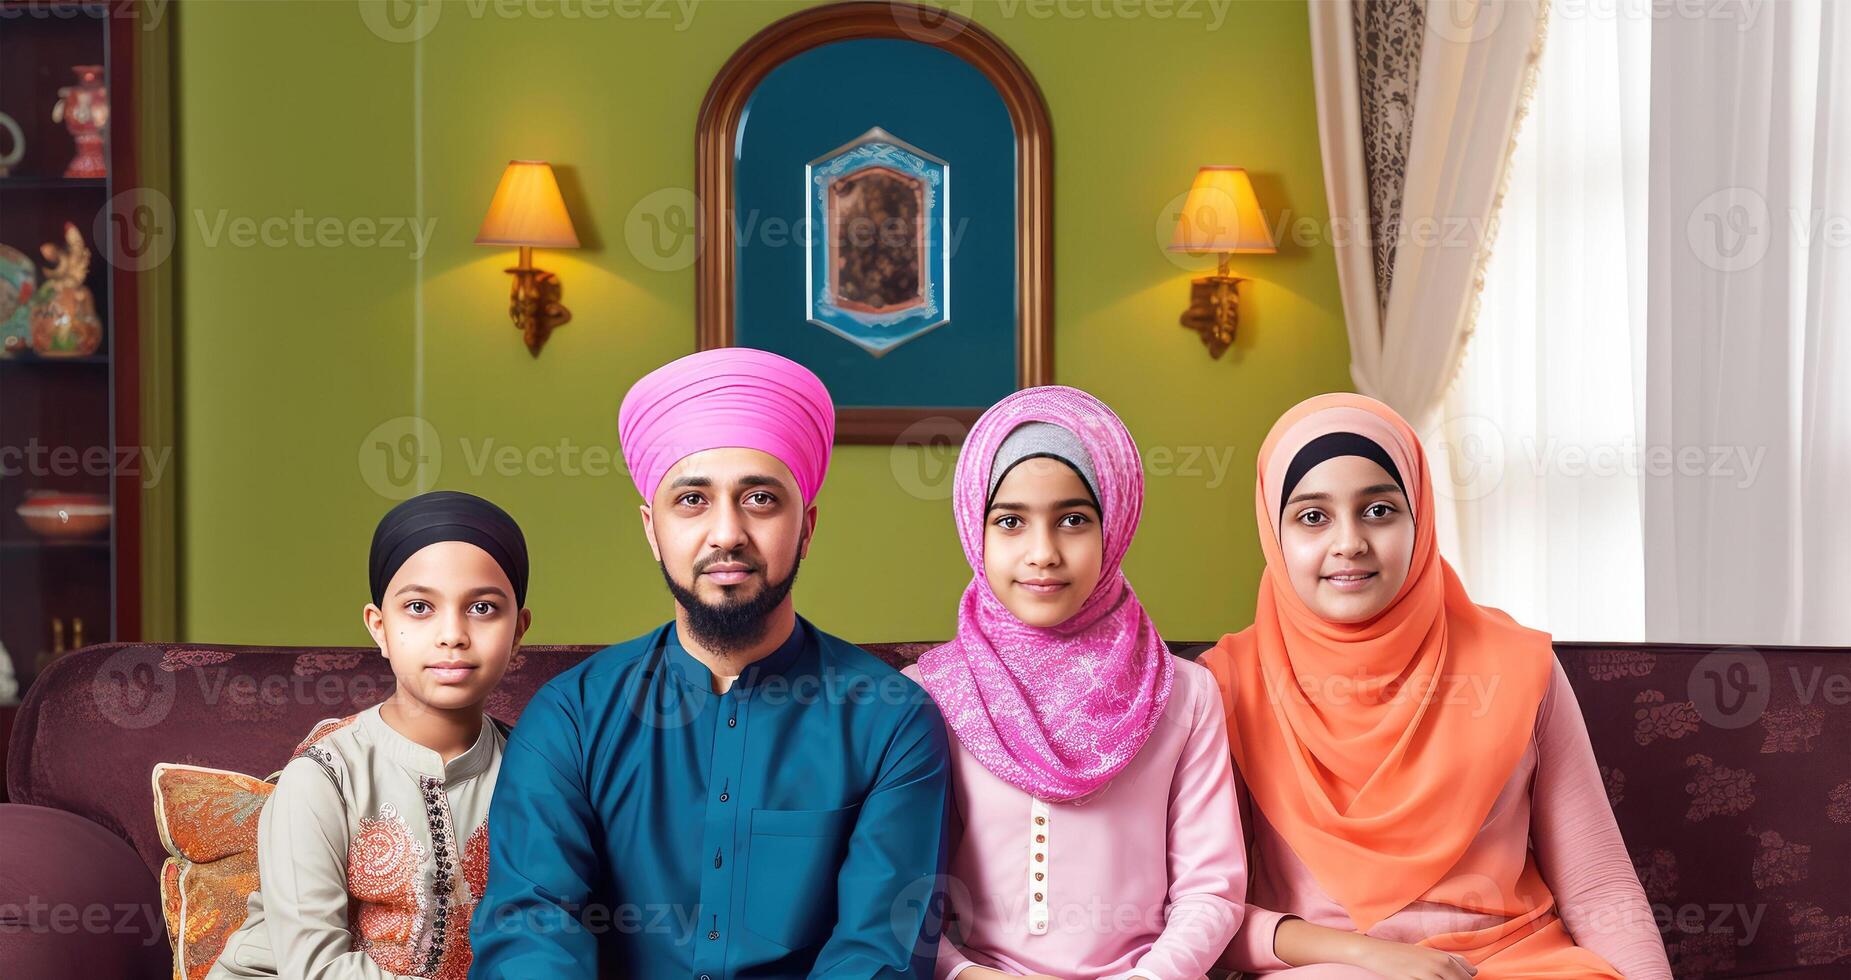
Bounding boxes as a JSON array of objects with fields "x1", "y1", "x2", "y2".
[{"x1": 176, "y1": 0, "x2": 1351, "y2": 646}]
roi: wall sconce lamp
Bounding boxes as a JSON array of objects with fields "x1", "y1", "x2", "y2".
[
  {"x1": 1167, "y1": 166, "x2": 1276, "y2": 358},
  {"x1": 475, "y1": 160, "x2": 580, "y2": 357}
]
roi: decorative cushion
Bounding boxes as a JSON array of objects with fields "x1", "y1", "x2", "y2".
[{"x1": 149, "y1": 764, "x2": 274, "y2": 980}]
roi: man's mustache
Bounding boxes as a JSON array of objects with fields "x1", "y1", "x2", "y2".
[{"x1": 693, "y1": 553, "x2": 762, "y2": 575}]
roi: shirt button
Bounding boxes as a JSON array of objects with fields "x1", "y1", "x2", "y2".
[
  {"x1": 1035, "y1": 816, "x2": 1046, "y2": 825},
  {"x1": 719, "y1": 792, "x2": 729, "y2": 802},
  {"x1": 1034, "y1": 892, "x2": 1044, "y2": 901},
  {"x1": 1035, "y1": 834, "x2": 1045, "y2": 843},
  {"x1": 1035, "y1": 872, "x2": 1044, "y2": 881},
  {"x1": 1034, "y1": 853, "x2": 1044, "y2": 862},
  {"x1": 708, "y1": 930, "x2": 720, "y2": 940},
  {"x1": 727, "y1": 717, "x2": 737, "y2": 728},
  {"x1": 700, "y1": 975, "x2": 712, "y2": 980}
]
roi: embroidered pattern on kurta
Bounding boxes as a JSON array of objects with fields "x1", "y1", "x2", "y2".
[{"x1": 347, "y1": 801, "x2": 432, "y2": 972}]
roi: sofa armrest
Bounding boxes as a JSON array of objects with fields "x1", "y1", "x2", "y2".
[{"x1": 0, "y1": 803, "x2": 169, "y2": 980}]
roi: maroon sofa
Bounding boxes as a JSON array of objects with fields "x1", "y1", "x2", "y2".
[{"x1": 4, "y1": 640, "x2": 1848, "y2": 979}]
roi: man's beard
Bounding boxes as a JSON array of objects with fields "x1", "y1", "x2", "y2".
[{"x1": 659, "y1": 550, "x2": 803, "y2": 655}]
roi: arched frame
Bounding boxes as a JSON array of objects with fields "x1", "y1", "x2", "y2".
[{"x1": 695, "y1": 1, "x2": 1053, "y2": 443}]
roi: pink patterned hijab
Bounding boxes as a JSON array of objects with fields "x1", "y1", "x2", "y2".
[{"x1": 916, "y1": 386, "x2": 1175, "y2": 802}]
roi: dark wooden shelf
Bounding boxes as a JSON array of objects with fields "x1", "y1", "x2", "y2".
[
  {"x1": 0, "y1": 354, "x2": 110, "y2": 365},
  {"x1": 0, "y1": 537, "x2": 110, "y2": 551},
  {"x1": 0, "y1": 176, "x2": 105, "y2": 191}
]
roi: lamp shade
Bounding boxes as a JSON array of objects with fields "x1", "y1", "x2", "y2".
[
  {"x1": 1168, "y1": 166, "x2": 1276, "y2": 253},
  {"x1": 475, "y1": 160, "x2": 580, "y2": 248}
]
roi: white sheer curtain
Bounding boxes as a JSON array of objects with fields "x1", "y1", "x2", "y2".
[
  {"x1": 1431, "y1": 0, "x2": 1651, "y2": 640},
  {"x1": 1644, "y1": 0, "x2": 1851, "y2": 645},
  {"x1": 1796, "y1": 3, "x2": 1851, "y2": 644},
  {"x1": 1311, "y1": 0, "x2": 1546, "y2": 428},
  {"x1": 1438, "y1": 0, "x2": 1851, "y2": 645}
]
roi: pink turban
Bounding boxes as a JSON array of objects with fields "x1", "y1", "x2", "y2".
[{"x1": 617, "y1": 348, "x2": 836, "y2": 506}]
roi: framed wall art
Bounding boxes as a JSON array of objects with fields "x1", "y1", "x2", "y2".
[{"x1": 696, "y1": 1, "x2": 1053, "y2": 444}]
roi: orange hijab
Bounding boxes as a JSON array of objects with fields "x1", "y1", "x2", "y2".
[{"x1": 1201, "y1": 393, "x2": 1554, "y2": 933}]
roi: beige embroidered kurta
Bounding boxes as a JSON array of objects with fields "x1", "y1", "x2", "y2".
[{"x1": 207, "y1": 704, "x2": 504, "y2": 980}]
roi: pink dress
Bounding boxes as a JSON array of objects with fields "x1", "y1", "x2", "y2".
[
  {"x1": 906, "y1": 657, "x2": 1247, "y2": 980},
  {"x1": 1225, "y1": 659, "x2": 1673, "y2": 979}
]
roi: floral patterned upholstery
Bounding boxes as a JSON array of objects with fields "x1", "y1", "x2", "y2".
[
  {"x1": 6, "y1": 640, "x2": 1847, "y2": 979},
  {"x1": 1558, "y1": 643, "x2": 1851, "y2": 977}
]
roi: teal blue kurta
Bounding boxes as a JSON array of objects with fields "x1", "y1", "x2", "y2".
[{"x1": 469, "y1": 617, "x2": 951, "y2": 979}]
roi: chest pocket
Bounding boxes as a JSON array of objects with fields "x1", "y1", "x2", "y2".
[{"x1": 743, "y1": 803, "x2": 861, "y2": 950}]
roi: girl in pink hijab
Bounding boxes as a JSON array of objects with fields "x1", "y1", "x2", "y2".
[{"x1": 906, "y1": 385, "x2": 1247, "y2": 980}]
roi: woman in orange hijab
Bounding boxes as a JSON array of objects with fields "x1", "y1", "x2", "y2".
[{"x1": 1201, "y1": 394, "x2": 1671, "y2": 980}]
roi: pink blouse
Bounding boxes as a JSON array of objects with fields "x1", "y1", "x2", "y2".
[
  {"x1": 904, "y1": 657, "x2": 1247, "y2": 980},
  {"x1": 1225, "y1": 659, "x2": 1673, "y2": 979}
]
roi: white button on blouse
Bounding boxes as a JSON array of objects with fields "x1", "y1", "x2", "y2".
[{"x1": 1027, "y1": 797, "x2": 1051, "y2": 934}]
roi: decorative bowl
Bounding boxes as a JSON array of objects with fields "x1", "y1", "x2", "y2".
[{"x1": 16, "y1": 491, "x2": 111, "y2": 538}]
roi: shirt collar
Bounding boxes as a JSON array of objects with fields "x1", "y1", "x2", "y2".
[
  {"x1": 360, "y1": 702, "x2": 501, "y2": 783},
  {"x1": 664, "y1": 616, "x2": 812, "y2": 693}
]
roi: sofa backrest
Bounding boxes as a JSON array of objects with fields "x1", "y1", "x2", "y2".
[{"x1": 8, "y1": 640, "x2": 1849, "y2": 977}]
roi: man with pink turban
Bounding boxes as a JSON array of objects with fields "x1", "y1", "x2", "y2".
[{"x1": 472, "y1": 348, "x2": 952, "y2": 979}]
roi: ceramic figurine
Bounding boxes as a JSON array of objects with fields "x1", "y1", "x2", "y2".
[{"x1": 29, "y1": 223, "x2": 102, "y2": 357}]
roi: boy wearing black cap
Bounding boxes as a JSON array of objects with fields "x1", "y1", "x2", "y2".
[{"x1": 207, "y1": 490, "x2": 530, "y2": 980}]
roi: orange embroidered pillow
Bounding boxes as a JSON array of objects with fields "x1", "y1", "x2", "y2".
[{"x1": 150, "y1": 763, "x2": 275, "y2": 980}]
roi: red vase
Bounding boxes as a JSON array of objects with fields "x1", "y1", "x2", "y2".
[{"x1": 53, "y1": 65, "x2": 108, "y2": 179}]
